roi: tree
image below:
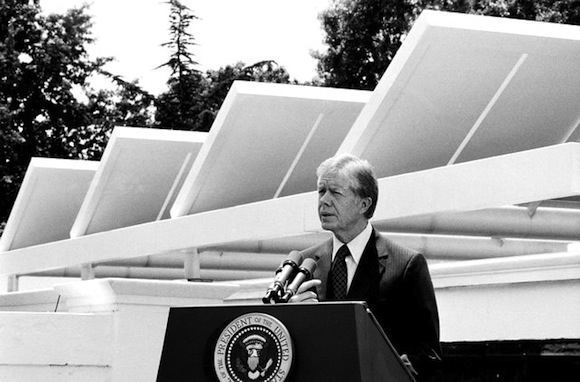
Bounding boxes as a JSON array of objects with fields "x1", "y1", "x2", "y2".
[
  {"x1": 0, "y1": 1, "x2": 154, "y2": 233},
  {"x1": 314, "y1": 0, "x2": 417, "y2": 90},
  {"x1": 467, "y1": 0, "x2": 580, "y2": 22},
  {"x1": 314, "y1": 0, "x2": 580, "y2": 90},
  {"x1": 155, "y1": 60, "x2": 293, "y2": 132},
  {"x1": 156, "y1": 0, "x2": 201, "y2": 130},
  {"x1": 159, "y1": 0, "x2": 199, "y2": 78},
  {"x1": 0, "y1": 0, "x2": 105, "y2": 227},
  {"x1": 191, "y1": 60, "x2": 292, "y2": 131},
  {"x1": 154, "y1": 1, "x2": 295, "y2": 131},
  {"x1": 63, "y1": 81, "x2": 156, "y2": 160}
]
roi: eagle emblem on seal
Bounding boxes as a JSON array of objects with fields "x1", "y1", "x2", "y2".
[{"x1": 214, "y1": 313, "x2": 293, "y2": 382}]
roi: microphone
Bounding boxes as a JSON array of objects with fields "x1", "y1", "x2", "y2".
[
  {"x1": 280, "y1": 258, "x2": 317, "y2": 303},
  {"x1": 262, "y1": 251, "x2": 303, "y2": 304}
]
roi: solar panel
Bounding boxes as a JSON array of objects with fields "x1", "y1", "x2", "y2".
[
  {"x1": 70, "y1": 127, "x2": 206, "y2": 237},
  {"x1": 171, "y1": 81, "x2": 371, "y2": 216},
  {"x1": 0, "y1": 158, "x2": 98, "y2": 251},
  {"x1": 338, "y1": 10, "x2": 580, "y2": 178}
]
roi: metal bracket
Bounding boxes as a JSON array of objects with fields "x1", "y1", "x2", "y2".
[{"x1": 526, "y1": 201, "x2": 542, "y2": 219}]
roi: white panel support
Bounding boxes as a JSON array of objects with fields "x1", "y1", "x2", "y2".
[
  {"x1": 0, "y1": 192, "x2": 315, "y2": 276},
  {"x1": 274, "y1": 113, "x2": 325, "y2": 199},
  {"x1": 2, "y1": 143, "x2": 580, "y2": 277},
  {"x1": 447, "y1": 53, "x2": 528, "y2": 165},
  {"x1": 30, "y1": 267, "x2": 274, "y2": 282},
  {"x1": 374, "y1": 203, "x2": 580, "y2": 241},
  {"x1": 81, "y1": 263, "x2": 95, "y2": 280},
  {"x1": 309, "y1": 143, "x2": 580, "y2": 231},
  {"x1": 373, "y1": 143, "x2": 580, "y2": 221},
  {"x1": 183, "y1": 249, "x2": 201, "y2": 280},
  {"x1": 156, "y1": 152, "x2": 195, "y2": 221},
  {"x1": 7, "y1": 275, "x2": 18, "y2": 293},
  {"x1": 526, "y1": 201, "x2": 542, "y2": 218},
  {"x1": 563, "y1": 113, "x2": 580, "y2": 142}
]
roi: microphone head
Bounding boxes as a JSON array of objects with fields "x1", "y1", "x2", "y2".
[
  {"x1": 284, "y1": 251, "x2": 304, "y2": 267},
  {"x1": 300, "y1": 258, "x2": 317, "y2": 275},
  {"x1": 279, "y1": 258, "x2": 318, "y2": 303}
]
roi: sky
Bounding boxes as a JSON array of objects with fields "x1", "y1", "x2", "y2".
[{"x1": 40, "y1": 0, "x2": 331, "y2": 95}]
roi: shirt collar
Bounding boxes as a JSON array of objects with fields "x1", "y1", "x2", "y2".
[{"x1": 332, "y1": 223, "x2": 372, "y2": 266}]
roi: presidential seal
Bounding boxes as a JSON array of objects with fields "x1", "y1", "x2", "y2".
[{"x1": 214, "y1": 313, "x2": 293, "y2": 382}]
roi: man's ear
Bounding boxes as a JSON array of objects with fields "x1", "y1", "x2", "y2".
[{"x1": 360, "y1": 197, "x2": 372, "y2": 214}]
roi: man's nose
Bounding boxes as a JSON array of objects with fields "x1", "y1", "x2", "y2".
[{"x1": 319, "y1": 191, "x2": 331, "y2": 205}]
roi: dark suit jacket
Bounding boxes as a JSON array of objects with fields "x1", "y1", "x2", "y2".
[{"x1": 300, "y1": 228, "x2": 441, "y2": 378}]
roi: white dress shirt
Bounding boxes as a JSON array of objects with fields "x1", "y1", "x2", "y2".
[{"x1": 331, "y1": 223, "x2": 373, "y2": 291}]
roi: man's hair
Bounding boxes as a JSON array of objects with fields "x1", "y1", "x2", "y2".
[{"x1": 316, "y1": 153, "x2": 378, "y2": 219}]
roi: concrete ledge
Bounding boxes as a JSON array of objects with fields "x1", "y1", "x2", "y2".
[
  {"x1": 0, "y1": 311, "x2": 112, "y2": 365},
  {"x1": 437, "y1": 278, "x2": 580, "y2": 342},
  {"x1": 0, "y1": 288, "x2": 60, "y2": 312},
  {"x1": 431, "y1": 251, "x2": 580, "y2": 287},
  {"x1": 222, "y1": 278, "x2": 271, "y2": 304},
  {"x1": 431, "y1": 252, "x2": 580, "y2": 342},
  {"x1": 0, "y1": 311, "x2": 112, "y2": 382},
  {"x1": 54, "y1": 278, "x2": 241, "y2": 313},
  {"x1": 48, "y1": 278, "x2": 244, "y2": 381},
  {"x1": 0, "y1": 365, "x2": 110, "y2": 382}
]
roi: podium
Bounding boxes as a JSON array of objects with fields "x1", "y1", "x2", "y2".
[{"x1": 157, "y1": 302, "x2": 415, "y2": 382}]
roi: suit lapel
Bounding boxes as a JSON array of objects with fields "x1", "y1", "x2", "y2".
[
  {"x1": 348, "y1": 229, "x2": 387, "y2": 300},
  {"x1": 374, "y1": 230, "x2": 389, "y2": 276}
]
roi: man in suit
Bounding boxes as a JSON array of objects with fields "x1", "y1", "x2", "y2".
[{"x1": 291, "y1": 153, "x2": 441, "y2": 380}]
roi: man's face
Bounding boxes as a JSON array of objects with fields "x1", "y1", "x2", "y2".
[{"x1": 317, "y1": 171, "x2": 368, "y2": 242}]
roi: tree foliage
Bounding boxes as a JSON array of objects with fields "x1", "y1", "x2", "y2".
[
  {"x1": 201, "y1": 60, "x2": 292, "y2": 118},
  {"x1": 0, "y1": 1, "x2": 154, "y2": 230},
  {"x1": 314, "y1": 0, "x2": 416, "y2": 90},
  {"x1": 315, "y1": 0, "x2": 580, "y2": 90},
  {"x1": 155, "y1": 0, "x2": 292, "y2": 131},
  {"x1": 0, "y1": 0, "x2": 102, "y2": 225},
  {"x1": 156, "y1": 60, "x2": 292, "y2": 131},
  {"x1": 156, "y1": 0, "x2": 200, "y2": 129},
  {"x1": 159, "y1": 0, "x2": 199, "y2": 78}
]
